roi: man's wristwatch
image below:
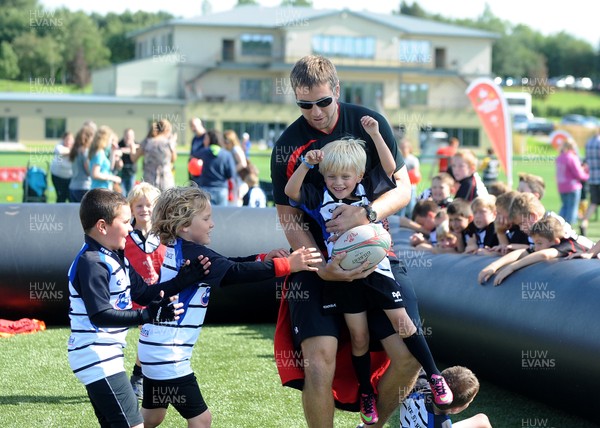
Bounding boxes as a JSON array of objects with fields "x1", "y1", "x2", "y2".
[{"x1": 363, "y1": 205, "x2": 377, "y2": 223}]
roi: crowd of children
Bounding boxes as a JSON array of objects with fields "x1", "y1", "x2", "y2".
[{"x1": 404, "y1": 145, "x2": 597, "y2": 286}]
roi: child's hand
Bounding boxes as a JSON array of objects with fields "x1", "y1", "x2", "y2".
[
  {"x1": 565, "y1": 251, "x2": 594, "y2": 260},
  {"x1": 478, "y1": 266, "x2": 496, "y2": 284},
  {"x1": 304, "y1": 150, "x2": 324, "y2": 165},
  {"x1": 491, "y1": 244, "x2": 513, "y2": 255},
  {"x1": 264, "y1": 248, "x2": 290, "y2": 261},
  {"x1": 288, "y1": 246, "x2": 322, "y2": 273},
  {"x1": 409, "y1": 232, "x2": 425, "y2": 247},
  {"x1": 493, "y1": 266, "x2": 513, "y2": 286},
  {"x1": 360, "y1": 115, "x2": 379, "y2": 137}
]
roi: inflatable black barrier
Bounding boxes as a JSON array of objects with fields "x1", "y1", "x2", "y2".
[
  {"x1": 2, "y1": 204, "x2": 599, "y2": 418},
  {"x1": 390, "y1": 224, "x2": 600, "y2": 421},
  {"x1": 1, "y1": 204, "x2": 289, "y2": 325}
]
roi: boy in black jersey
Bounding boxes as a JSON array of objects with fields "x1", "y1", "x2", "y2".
[{"x1": 67, "y1": 188, "x2": 208, "y2": 428}]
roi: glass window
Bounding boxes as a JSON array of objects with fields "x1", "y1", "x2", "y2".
[
  {"x1": 400, "y1": 83, "x2": 429, "y2": 108},
  {"x1": 312, "y1": 35, "x2": 375, "y2": 59},
  {"x1": 342, "y1": 82, "x2": 383, "y2": 110},
  {"x1": 240, "y1": 79, "x2": 272, "y2": 102},
  {"x1": 0, "y1": 117, "x2": 17, "y2": 142},
  {"x1": 44, "y1": 118, "x2": 66, "y2": 139},
  {"x1": 399, "y1": 40, "x2": 431, "y2": 63},
  {"x1": 241, "y1": 34, "x2": 273, "y2": 56}
]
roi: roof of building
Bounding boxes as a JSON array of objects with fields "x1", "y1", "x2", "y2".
[
  {"x1": 0, "y1": 93, "x2": 185, "y2": 105},
  {"x1": 129, "y1": 6, "x2": 499, "y2": 40}
]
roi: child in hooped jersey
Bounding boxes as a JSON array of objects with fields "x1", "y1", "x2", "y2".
[
  {"x1": 124, "y1": 182, "x2": 167, "y2": 399},
  {"x1": 67, "y1": 188, "x2": 208, "y2": 428},
  {"x1": 139, "y1": 186, "x2": 322, "y2": 427}
]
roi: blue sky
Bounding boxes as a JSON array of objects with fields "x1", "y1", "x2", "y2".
[{"x1": 39, "y1": 0, "x2": 598, "y2": 47}]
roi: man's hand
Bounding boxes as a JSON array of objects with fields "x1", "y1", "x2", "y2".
[
  {"x1": 326, "y1": 205, "x2": 368, "y2": 236},
  {"x1": 316, "y1": 252, "x2": 377, "y2": 282}
]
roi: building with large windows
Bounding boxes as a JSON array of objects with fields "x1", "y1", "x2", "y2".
[{"x1": 1, "y1": 5, "x2": 498, "y2": 149}]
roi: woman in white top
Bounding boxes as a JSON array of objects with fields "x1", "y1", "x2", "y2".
[{"x1": 50, "y1": 132, "x2": 74, "y2": 202}]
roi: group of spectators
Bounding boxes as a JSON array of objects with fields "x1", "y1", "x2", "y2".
[{"x1": 48, "y1": 119, "x2": 266, "y2": 207}]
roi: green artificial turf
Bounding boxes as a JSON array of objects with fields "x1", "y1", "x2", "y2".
[{"x1": 0, "y1": 325, "x2": 597, "y2": 428}]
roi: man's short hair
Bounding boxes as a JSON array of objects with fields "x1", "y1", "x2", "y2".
[
  {"x1": 290, "y1": 55, "x2": 339, "y2": 95},
  {"x1": 80, "y1": 189, "x2": 128, "y2": 233},
  {"x1": 411, "y1": 199, "x2": 439, "y2": 220}
]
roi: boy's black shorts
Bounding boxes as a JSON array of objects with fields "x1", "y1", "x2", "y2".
[
  {"x1": 142, "y1": 373, "x2": 208, "y2": 420},
  {"x1": 85, "y1": 371, "x2": 143, "y2": 428},
  {"x1": 287, "y1": 261, "x2": 419, "y2": 348}
]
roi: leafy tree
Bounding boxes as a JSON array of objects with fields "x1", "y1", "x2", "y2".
[
  {"x1": 12, "y1": 32, "x2": 61, "y2": 79},
  {"x1": 396, "y1": 1, "x2": 427, "y2": 17},
  {"x1": 542, "y1": 32, "x2": 596, "y2": 78},
  {"x1": 236, "y1": 0, "x2": 258, "y2": 5},
  {"x1": 0, "y1": 0, "x2": 39, "y2": 44},
  {"x1": 0, "y1": 41, "x2": 20, "y2": 79},
  {"x1": 280, "y1": 0, "x2": 313, "y2": 6}
]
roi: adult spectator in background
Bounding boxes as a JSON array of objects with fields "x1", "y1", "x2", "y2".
[
  {"x1": 118, "y1": 128, "x2": 138, "y2": 197},
  {"x1": 242, "y1": 132, "x2": 252, "y2": 158},
  {"x1": 50, "y1": 131, "x2": 74, "y2": 202},
  {"x1": 131, "y1": 119, "x2": 177, "y2": 191},
  {"x1": 556, "y1": 139, "x2": 589, "y2": 226},
  {"x1": 397, "y1": 138, "x2": 421, "y2": 219},
  {"x1": 68, "y1": 124, "x2": 95, "y2": 202},
  {"x1": 270, "y1": 54, "x2": 420, "y2": 428},
  {"x1": 580, "y1": 129, "x2": 600, "y2": 236},
  {"x1": 223, "y1": 129, "x2": 248, "y2": 206},
  {"x1": 436, "y1": 137, "x2": 459, "y2": 177},
  {"x1": 192, "y1": 129, "x2": 236, "y2": 206},
  {"x1": 189, "y1": 117, "x2": 206, "y2": 161}
]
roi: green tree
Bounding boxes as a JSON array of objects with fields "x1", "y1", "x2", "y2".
[
  {"x1": 236, "y1": 0, "x2": 258, "y2": 5},
  {"x1": 542, "y1": 32, "x2": 596, "y2": 78},
  {"x1": 280, "y1": 0, "x2": 313, "y2": 6},
  {"x1": 12, "y1": 32, "x2": 61, "y2": 79},
  {"x1": 396, "y1": 1, "x2": 427, "y2": 17},
  {"x1": 0, "y1": 41, "x2": 20, "y2": 79},
  {"x1": 0, "y1": 0, "x2": 39, "y2": 44}
]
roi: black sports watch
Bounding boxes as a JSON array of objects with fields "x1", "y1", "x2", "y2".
[{"x1": 363, "y1": 205, "x2": 377, "y2": 223}]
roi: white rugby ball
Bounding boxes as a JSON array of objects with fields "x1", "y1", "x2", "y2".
[{"x1": 331, "y1": 223, "x2": 391, "y2": 270}]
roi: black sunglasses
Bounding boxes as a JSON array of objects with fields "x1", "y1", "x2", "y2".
[{"x1": 296, "y1": 96, "x2": 334, "y2": 110}]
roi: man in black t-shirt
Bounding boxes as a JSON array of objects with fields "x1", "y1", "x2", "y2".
[{"x1": 271, "y1": 55, "x2": 422, "y2": 427}]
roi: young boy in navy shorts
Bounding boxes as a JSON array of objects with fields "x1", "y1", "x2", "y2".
[{"x1": 67, "y1": 188, "x2": 208, "y2": 427}]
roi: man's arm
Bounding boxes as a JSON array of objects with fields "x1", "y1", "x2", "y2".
[{"x1": 493, "y1": 248, "x2": 560, "y2": 285}]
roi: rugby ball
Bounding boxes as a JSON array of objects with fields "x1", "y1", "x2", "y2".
[{"x1": 331, "y1": 223, "x2": 391, "y2": 270}]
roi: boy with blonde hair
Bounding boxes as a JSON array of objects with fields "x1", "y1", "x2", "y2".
[
  {"x1": 464, "y1": 194, "x2": 498, "y2": 255},
  {"x1": 451, "y1": 150, "x2": 488, "y2": 201}
]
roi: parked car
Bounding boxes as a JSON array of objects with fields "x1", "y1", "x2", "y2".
[
  {"x1": 561, "y1": 114, "x2": 598, "y2": 128},
  {"x1": 512, "y1": 114, "x2": 529, "y2": 133},
  {"x1": 527, "y1": 118, "x2": 555, "y2": 135}
]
